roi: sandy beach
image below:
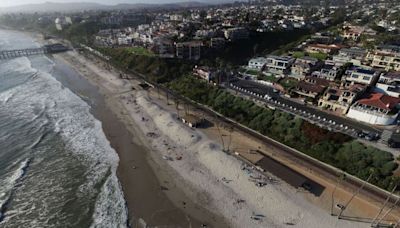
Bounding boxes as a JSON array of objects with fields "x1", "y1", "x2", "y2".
[
  {"x1": 47, "y1": 46, "x2": 387, "y2": 228},
  {"x1": 50, "y1": 53, "x2": 226, "y2": 227}
]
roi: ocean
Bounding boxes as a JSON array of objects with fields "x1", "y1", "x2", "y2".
[{"x1": 0, "y1": 30, "x2": 128, "y2": 227}]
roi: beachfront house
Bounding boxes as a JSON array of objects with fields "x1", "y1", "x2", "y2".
[
  {"x1": 311, "y1": 63, "x2": 341, "y2": 81},
  {"x1": 293, "y1": 76, "x2": 330, "y2": 102},
  {"x1": 248, "y1": 57, "x2": 268, "y2": 71},
  {"x1": 290, "y1": 56, "x2": 322, "y2": 80},
  {"x1": 265, "y1": 55, "x2": 295, "y2": 75},
  {"x1": 318, "y1": 82, "x2": 366, "y2": 114},
  {"x1": 347, "y1": 93, "x2": 400, "y2": 125}
]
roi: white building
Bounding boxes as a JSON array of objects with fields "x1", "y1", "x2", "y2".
[
  {"x1": 343, "y1": 67, "x2": 380, "y2": 86},
  {"x1": 55, "y1": 16, "x2": 72, "y2": 31},
  {"x1": 347, "y1": 93, "x2": 400, "y2": 125},
  {"x1": 248, "y1": 57, "x2": 268, "y2": 70},
  {"x1": 374, "y1": 72, "x2": 400, "y2": 98},
  {"x1": 311, "y1": 63, "x2": 340, "y2": 81},
  {"x1": 224, "y1": 27, "x2": 249, "y2": 41},
  {"x1": 265, "y1": 55, "x2": 295, "y2": 75}
]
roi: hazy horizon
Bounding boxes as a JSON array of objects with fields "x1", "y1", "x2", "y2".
[{"x1": 0, "y1": 0, "x2": 227, "y2": 8}]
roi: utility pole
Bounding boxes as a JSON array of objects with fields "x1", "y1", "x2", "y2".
[
  {"x1": 226, "y1": 126, "x2": 233, "y2": 153},
  {"x1": 214, "y1": 114, "x2": 226, "y2": 151},
  {"x1": 175, "y1": 100, "x2": 180, "y2": 118},
  {"x1": 331, "y1": 172, "x2": 346, "y2": 216},
  {"x1": 371, "y1": 183, "x2": 397, "y2": 227},
  {"x1": 184, "y1": 102, "x2": 189, "y2": 116},
  {"x1": 338, "y1": 171, "x2": 374, "y2": 219},
  {"x1": 166, "y1": 91, "x2": 169, "y2": 105},
  {"x1": 393, "y1": 208, "x2": 400, "y2": 228},
  {"x1": 375, "y1": 196, "x2": 400, "y2": 227}
]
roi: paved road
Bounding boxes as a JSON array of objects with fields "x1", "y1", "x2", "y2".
[{"x1": 227, "y1": 78, "x2": 382, "y2": 139}]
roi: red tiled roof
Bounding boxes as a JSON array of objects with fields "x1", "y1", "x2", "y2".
[
  {"x1": 297, "y1": 81, "x2": 326, "y2": 93},
  {"x1": 357, "y1": 93, "x2": 400, "y2": 110}
]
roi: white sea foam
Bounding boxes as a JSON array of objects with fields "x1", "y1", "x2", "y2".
[
  {"x1": 90, "y1": 174, "x2": 128, "y2": 228},
  {"x1": 0, "y1": 158, "x2": 31, "y2": 213},
  {"x1": 0, "y1": 52, "x2": 128, "y2": 226}
]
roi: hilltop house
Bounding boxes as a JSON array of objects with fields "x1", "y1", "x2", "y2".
[
  {"x1": 290, "y1": 56, "x2": 322, "y2": 80},
  {"x1": 332, "y1": 47, "x2": 367, "y2": 66},
  {"x1": 176, "y1": 41, "x2": 202, "y2": 60},
  {"x1": 311, "y1": 63, "x2": 341, "y2": 81},
  {"x1": 224, "y1": 27, "x2": 249, "y2": 41},
  {"x1": 265, "y1": 55, "x2": 295, "y2": 75},
  {"x1": 293, "y1": 76, "x2": 330, "y2": 102},
  {"x1": 341, "y1": 25, "x2": 365, "y2": 41},
  {"x1": 153, "y1": 38, "x2": 175, "y2": 58},
  {"x1": 367, "y1": 45, "x2": 400, "y2": 71},
  {"x1": 318, "y1": 82, "x2": 366, "y2": 114},
  {"x1": 55, "y1": 17, "x2": 72, "y2": 31},
  {"x1": 343, "y1": 67, "x2": 380, "y2": 86},
  {"x1": 248, "y1": 57, "x2": 268, "y2": 71}
]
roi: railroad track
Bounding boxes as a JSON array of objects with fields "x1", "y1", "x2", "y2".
[{"x1": 86, "y1": 50, "x2": 399, "y2": 217}]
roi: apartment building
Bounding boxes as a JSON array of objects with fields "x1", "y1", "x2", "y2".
[{"x1": 176, "y1": 41, "x2": 202, "y2": 60}]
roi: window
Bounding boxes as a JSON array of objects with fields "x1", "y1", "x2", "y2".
[{"x1": 363, "y1": 76, "x2": 371, "y2": 81}]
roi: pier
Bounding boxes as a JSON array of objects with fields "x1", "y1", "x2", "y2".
[{"x1": 0, "y1": 44, "x2": 69, "y2": 60}]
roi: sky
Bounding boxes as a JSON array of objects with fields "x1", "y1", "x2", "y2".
[{"x1": 0, "y1": 0, "x2": 219, "y2": 8}]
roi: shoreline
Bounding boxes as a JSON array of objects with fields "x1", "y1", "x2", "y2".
[
  {"x1": 51, "y1": 52, "x2": 228, "y2": 227},
  {"x1": 52, "y1": 50, "x2": 369, "y2": 228},
  {"x1": 4, "y1": 28, "x2": 400, "y2": 228}
]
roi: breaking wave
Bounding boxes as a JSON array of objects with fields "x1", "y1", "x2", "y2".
[{"x1": 0, "y1": 34, "x2": 128, "y2": 227}]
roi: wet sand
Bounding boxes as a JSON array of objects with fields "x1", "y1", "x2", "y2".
[{"x1": 51, "y1": 58, "x2": 226, "y2": 227}]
